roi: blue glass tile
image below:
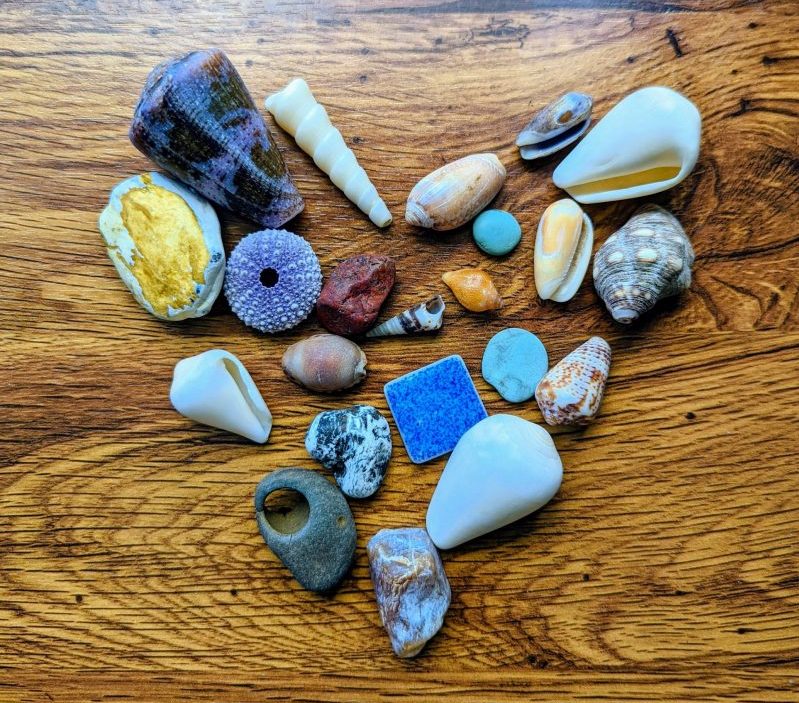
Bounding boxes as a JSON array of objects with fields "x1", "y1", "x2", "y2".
[{"x1": 384, "y1": 355, "x2": 488, "y2": 464}]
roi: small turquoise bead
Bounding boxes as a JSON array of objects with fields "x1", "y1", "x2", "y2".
[
  {"x1": 481, "y1": 328, "x2": 548, "y2": 403},
  {"x1": 472, "y1": 209, "x2": 522, "y2": 256}
]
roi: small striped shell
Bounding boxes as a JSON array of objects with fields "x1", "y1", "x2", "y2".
[
  {"x1": 366, "y1": 296, "x2": 445, "y2": 337},
  {"x1": 593, "y1": 205, "x2": 694, "y2": 324},
  {"x1": 535, "y1": 337, "x2": 611, "y2": 426}
]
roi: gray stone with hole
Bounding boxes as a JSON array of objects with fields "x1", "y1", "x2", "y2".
[{"x1": 254, "y1": 468, "x2": 356, "y2": 593}]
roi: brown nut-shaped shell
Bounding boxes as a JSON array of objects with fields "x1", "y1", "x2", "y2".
[
  {"x1": 405, "y1": 154, "x2": 506, "y2": 231},
  {"x1": 441, "y1": 268, "x2": 503, "y2": 312},
  {"x1": 282, "y1": 334, "x2": 367, "y2": 392}
]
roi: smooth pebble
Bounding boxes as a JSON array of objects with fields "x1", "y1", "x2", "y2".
[
  {"x1": 472, "y1": 209, "x2": 522, "y2": 256},
  {"x1": 481, "y1": 328, "x2": 548, "y2": 403}
]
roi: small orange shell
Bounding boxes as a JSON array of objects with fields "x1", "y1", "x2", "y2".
[{"x1": 441, "y1": 268, "x2": 502, "y2": 312}]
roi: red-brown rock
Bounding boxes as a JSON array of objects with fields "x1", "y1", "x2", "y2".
[{"x1": 316, "y1": 254, "x2": 396, "y2": 336}]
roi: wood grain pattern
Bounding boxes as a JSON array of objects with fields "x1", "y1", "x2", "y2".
[{"x1": 1, "y1": 0, "x2": 798, "y2": 700}]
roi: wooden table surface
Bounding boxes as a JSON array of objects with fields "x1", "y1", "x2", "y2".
[{"x1": 2, "y1": 0, "x2": 798, "y2": 700}]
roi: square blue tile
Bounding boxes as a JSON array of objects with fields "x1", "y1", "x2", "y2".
[{"x1": 384, "y1": 355, "x2": 488, "y2": 464}]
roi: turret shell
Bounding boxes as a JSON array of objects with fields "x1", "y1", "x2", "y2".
[
  {"x1": 405, "y1": 154, "x2": 506, "y2": 231},
  {"x1": 553, "y1": 86, "x2": 701, "y2": 203},
  {"x1": 535, "y1": 337, "x2": 611, "y2": 426},
  {"x1": 265, "y1": 78, "x2": 391, "y2": 227},
  {"x1": 517, "y1": 92, "x2": 592, "y2": 160},
  {"x1": 534, "y1": 198, "x2": 594, "y2": 302},
  {"x1": 593, "y1": 204, "x2": 694, "y2": 324},
  {"x1": 366, "y1": 296, "x2": 445, "y2": 337}
]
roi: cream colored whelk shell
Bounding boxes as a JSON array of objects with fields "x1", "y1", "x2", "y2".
[
  {"x1": 98, "y1": 172, "x2": 225, "y2": 321},
  {"x1": 405, "y1": 154, "x2": 506, "y2": 231},
  {"x1": 553, "y1": 86, "x2": 701, "y2": 203},
  {"x1": 170, "y1": 349, "x2": 272, "y2": 443},
  {"x1": 265, "y1": 78, "x2": 391, "y2": 227},
  {"x1": 535, "y1": 198, "x2": 594, "y2": 302},
  {"x1": 426, "y1": 414, "x2": 562, "y2": 550}
]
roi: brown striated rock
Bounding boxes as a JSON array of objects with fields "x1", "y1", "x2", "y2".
[
  {"x1": 316, "y1": 254, "x2": 396, "y2": 336},
  {"x1": 367, "y1": 527, "x2": 450, "y2": 658}
]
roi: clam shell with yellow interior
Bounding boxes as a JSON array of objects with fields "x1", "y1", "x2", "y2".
[{"x1": 98, "y1": 172, "x2": 225, "y2": 321}]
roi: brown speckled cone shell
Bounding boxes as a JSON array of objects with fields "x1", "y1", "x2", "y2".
[
  {"x1": 593, "y1": 204, "x2": 694, "y2": 324},
  {"x1": 535, "y1": 336, "x2": 611, "y2": 426}
]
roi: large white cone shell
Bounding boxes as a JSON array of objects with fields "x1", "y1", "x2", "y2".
[
  {"x1": 265, "y1": 78, "x2": 392, "y2": 227},
  {"x1": 426, "y1": 414, "x2": 562, "y2": 549},
  {"x1": 170, "y1": 349, "x2": 272, "y2": 443},
  {"x1": 552, "y1": 86, "x2": 701, "y2": 204}
]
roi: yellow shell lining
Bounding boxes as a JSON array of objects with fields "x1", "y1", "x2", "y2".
[
  {"x1": 119, "y1": 181, "x2": 209, "y2": 317},
  {"x1": 567, "y1": 166, "x2": 681, "y2": 197}
]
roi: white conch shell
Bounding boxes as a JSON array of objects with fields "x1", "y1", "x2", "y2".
[
  {"x1": 426, "y1": 414, "x2": 563, "y2": 549},
  {"x1": 98, "y1": 172, "x2": 225, "y2": 321},
  {"x1": 366, "y1": 295, "x2": 445, "y2": 337},
  {"x1": 553, "y1": 86, "x2": 701, "y2": 203},
  {"x1": 405, "y1": 154, "x2": 506, "y2": 231},
  {"x1": 535, "y1": 198, "x2": 594, "y2": 302},
  {"x1": 265, "y1": 78, "x2": 392, "y2": 227},
  {"x1": 170, "y1": 349, "x2": 272, "y2": 443},
  {"x1": 535, "y1": 337, "x2": 611, "y2": 426}
]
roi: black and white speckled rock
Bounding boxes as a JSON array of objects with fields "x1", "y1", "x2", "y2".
[
  {"x1": 305, "y1": 405, "x2": 392, "y2": 498},
  {"x1": 254, "y1": 468, "x2": 356, "y2": 593}
]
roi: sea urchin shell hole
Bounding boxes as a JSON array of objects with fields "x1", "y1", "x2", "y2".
[
  {"x1": 260, "y1": 267, "x2": 279, "y2": 288},
  {"x1": 262, "y1": 488, "x2": 310, "y2": 534}
]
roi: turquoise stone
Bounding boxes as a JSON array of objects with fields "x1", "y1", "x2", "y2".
[
  {"x1": 472, "y1": 209, "x2": 522, "y2": 256},
  {"x1": 481, "y1": 328, "x2": 548, "y2": 403}
]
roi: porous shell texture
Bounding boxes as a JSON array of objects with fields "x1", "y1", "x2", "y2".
[
  {"x1": 535, "y1": 336, "x2": 611, "y2": 426},
  {"x1": 130, "y1": 49, "x2": 303, "y2": 228},
  {"x1": 593, "y1": 204, "x2": 694, "y2": 324},
  {"x1": 282, "y1": 334, "x2": 367, "y2": 392},
  {"x1": 316, "y1": 254, "x2": 396, "y2": 336},
  {"x1": 367, "y1": 527, "x2": 451, "y2": 658},
  {"x1": 224, "y1": 229, "x2": 322, "y2": 333},
  {"x1": 305, "y1": 405, "x2": 392, "y2": 498}
]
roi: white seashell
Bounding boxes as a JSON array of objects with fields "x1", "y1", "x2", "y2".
[
  {"x1": 593, "y1": 204, "x2": 694, "y2": 324},
  {"x1": 265, "y1": 78, "x2": 391, "y2": 227},
  {"x1": 426, "y1": 414, "x2": 562, "y2": 549},
  {"x1": 98, "y1": 172, "x2": 225, "y2": 321},
  {"x1": 170, "y1": 349, "x2": 272, "y2": 443},
  {"x1": 405, "y1": 154, "x2": 506, "y2": 231},
  {"x1": 553, "y1": 86, "x2": 701, "y2": 203},
  {"x1": 517, "y1": 92, "x2": 592, "y2": 160},
  {"x1": 366, "y1": 296, "x2": 445, "y2": 338},
  {"x1": 535, "y1": 337, "x2": 611, "y2": 426},
  {"x1": 534, "y1": 198, "x2": 594, "y2": 302}
]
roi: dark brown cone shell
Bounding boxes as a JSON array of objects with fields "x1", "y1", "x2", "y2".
[{"x1": 129, "y1": 49, "x2": 303, "y2": 228}]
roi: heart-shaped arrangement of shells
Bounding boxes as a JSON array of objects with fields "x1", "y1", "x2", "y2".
[{"x1": 98, "y1": 49, "x2": 702, "y2": 658}]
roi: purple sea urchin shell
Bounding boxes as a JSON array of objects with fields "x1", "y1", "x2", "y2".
[
  {"x1": 224, "y1": 230, "x2": 322, "y2": 333},
  {"x1": 130, "y1": 49, "x2": 304, "y2": 228}
]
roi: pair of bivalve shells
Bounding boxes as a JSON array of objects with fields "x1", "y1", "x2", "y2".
[{"x1": 519, "y1": 86, "x2": 702, "y2": 204}]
